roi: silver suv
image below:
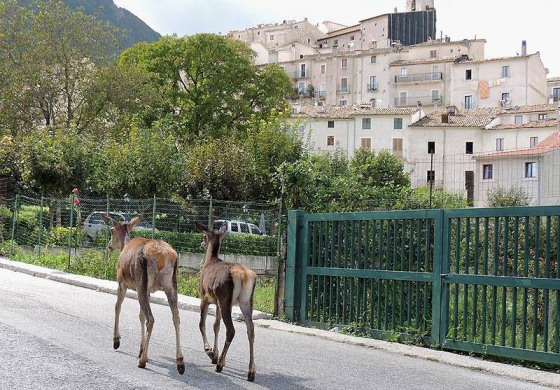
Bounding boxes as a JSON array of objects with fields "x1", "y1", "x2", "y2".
[
  {"x1": 213, "y1": 220, "x2": 262, "y2": 235},
  {"x1": 83, "y1": 211, "x2": 155, "y2": 240}
]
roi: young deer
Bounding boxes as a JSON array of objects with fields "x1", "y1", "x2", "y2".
[
  {"x1": 104, "y1": 215, "x2": 185, "y2": 375},
  {"x1": 195, "y1": 221, "x2": 257, "y2": 381}
]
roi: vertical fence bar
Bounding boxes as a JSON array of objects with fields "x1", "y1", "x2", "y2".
[
  {"x1": 67, "y1": 193, "x2": 75, "y2": 269},
  {"x1": 285, "y1": 210, "x2": 304, "y2": 323},
  {"x1": 38, "y1": 195, "x2": 44, "y2": 257},
  {"x1": 433, "y1": 210, "x2": 446, "y2": 345},
  {"x1": 10, "y1": 193, "x2": 20, "y2": 253},
  {"x1": 152, "y1": 195, "x2": 157, "y2": 238}
]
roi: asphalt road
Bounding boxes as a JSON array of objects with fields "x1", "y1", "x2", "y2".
[{"x1": 0, "y1": 265, "x2": 557, "y2": 390}]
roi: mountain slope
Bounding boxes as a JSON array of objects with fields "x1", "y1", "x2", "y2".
[{"x1": 17, "y1": 0, "x2": 161, "y2": 51}]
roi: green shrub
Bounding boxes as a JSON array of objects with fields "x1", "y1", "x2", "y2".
[{"x1": 69, "y1": 250, "x2": 118, "y2": 280}]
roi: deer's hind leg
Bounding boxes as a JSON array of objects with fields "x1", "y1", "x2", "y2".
[
  {"x1": 162, "y1": 271, "x2": 185, "y2": 375},
  {"x1": 113, "y1": 278, "x2": 127, "y2": 350}
]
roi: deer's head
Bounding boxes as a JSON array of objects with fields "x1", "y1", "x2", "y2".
[
  {"x1": 103, "y1": 215, "x2": 142, "y2": 251},
  {"x1": 195, "y1": 221, "x2": 227, "y2": 256}
]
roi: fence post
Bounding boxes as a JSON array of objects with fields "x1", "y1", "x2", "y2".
[
  {"x1": 285, "y1": 210, "x2": 305, "y2": 323},
  {"x1": 38, "y1": 195, "x2": 44, "y2": 257},
  {"x1": 431, "y1": 209, "x2": 448, "y2": 345},
  {"x1": 207, "y1": 198, "x2": 213, "y2": 227},
  {"x1": 67, "y1": 193, "x2": 75, "y2": 269},
  {"x1": 152, "y1": 195, "x2": 157, "y2": 238},
  {"x1": 10, "y1": 193, "x2": 20, "y2": 254}
]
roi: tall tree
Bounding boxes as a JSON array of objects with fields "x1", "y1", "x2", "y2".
[{"x1": 118, "y1": 34, "x2": 293, "y2": 140}]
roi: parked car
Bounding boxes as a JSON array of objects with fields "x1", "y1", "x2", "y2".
[
  {"x1": 83, "y1": 211, "x2": 156, "y2": 241},
  {"x1": 213, "y1": 219, "x2": 263, "y2": 235}
]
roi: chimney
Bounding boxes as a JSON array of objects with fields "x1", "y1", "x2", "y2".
[
  {"x1": 521, "y1": 40, "x2": 527, "y2": 56},
  {"x1": 441, "y1": 113, "x2": 449, "y2": 123}
]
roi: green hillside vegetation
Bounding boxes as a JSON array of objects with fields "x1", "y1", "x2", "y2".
[{"x1": 17, "y1": 0, "x2": 161, "y2": 52}]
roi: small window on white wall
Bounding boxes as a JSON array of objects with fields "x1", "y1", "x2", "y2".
[
  {"x1": 496, "y1": 138, "x2": 504, "y2": 151},
  {"x1": 361, "y1": 138, "x2": 371, "y2": 149},
  {"x1": 525, "y1": 162, "x2": 537, "y2": 178},
  {"x1": 327, "y1": 136, "x2": 335, "y2": 146}
]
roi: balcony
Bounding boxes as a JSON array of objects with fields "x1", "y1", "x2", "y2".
[
  {"x1": 288, "y1": 70, "x2": 308, "y2": 79},
  {"x1": 394, "y1": 72, "x2": 443, "y2": 84},
  {"x1": 366, "y1": 83, "x2": 378, "y2": 91},
  {"x1": 337, "y1": 86, "x2": 350, "y2": 94},
  {"x1": 550, "y1": 95, "x2": 560, "y2": 102},
  {"x1": 394, "y1": 95, "x2": 444, "y2": 107},
  {"x1": 316, "y1": 90, "x2": 327, "y2": 99}
]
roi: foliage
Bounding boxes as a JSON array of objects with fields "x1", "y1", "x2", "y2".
[
  {"x1": 397, "y1": 186, "x2": 468, "y2": 210},
  {"x1": 118, "y1": 34, "x2": 293, "y2": 140},
  {"x1": 487, "y1": 186, "x2": 531, "y2": 207}
]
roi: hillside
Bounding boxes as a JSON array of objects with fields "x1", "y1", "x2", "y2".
[{"x1": 17, "y1": 0, "x2": 161, "y2": 52}]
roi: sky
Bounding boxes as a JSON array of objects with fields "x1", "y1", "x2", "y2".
[{"x1": 112, "y1": 0, "x2": 560, "y2": 77}]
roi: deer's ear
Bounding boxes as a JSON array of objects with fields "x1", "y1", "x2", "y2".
[
  {"x1": 218, "y1": 224, "x2": 227, "y2": 235},
  {"x1": 128, "y1": 216, "x2": 141, "y2": 230},
  {"x1": 195, "y1": 221, "x2": 208, "y2": 233}
]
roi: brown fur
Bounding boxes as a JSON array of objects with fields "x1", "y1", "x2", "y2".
[
  {"x1": 195, "y1": 221, "x2": 257, "y2": 382},
  {"x1": 105, "y1": 215, "x2": 185, "y2": 375}
]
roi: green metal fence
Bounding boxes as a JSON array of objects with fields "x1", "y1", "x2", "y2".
[{"x1": 285, "y1": 206, "x2": 560, "y2": 366}]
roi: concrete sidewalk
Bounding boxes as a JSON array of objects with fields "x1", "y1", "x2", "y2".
[{"x1": 1, "y1": 256, "x2": 559, "y2": 389}]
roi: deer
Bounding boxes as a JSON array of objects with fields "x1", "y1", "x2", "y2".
[
  {"x1": 103, "y1": 215, "x2": 185, "y2": 375},
  {"x1": 195, "y1": 221, "x2": 257, "y2": 381}
]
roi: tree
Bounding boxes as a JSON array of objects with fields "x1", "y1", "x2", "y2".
[
  {"x1": 487, "y1": 186, "x2": 530, "y2": 207},
  {"x1": 118, "y1": 34, "x2": 293, "y2": 140}
]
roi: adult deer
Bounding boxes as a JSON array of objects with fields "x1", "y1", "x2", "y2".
[
  {"x1": 195, "y1": 221, "x2": 257, "y2": 381},
  {"x1": 104, "y1": 215, "x2": 185, "y2": 375}
]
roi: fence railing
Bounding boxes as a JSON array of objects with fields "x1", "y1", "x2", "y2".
[
  {"x1": 285, "y1": 206, "x2": 560, "y2": 365},
  {"x1": 0, "y1": 195, "x2": 281, "y2": 273}
]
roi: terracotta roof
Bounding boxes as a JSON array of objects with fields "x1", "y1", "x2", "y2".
[
  {"x1": 492, "y1": 119, "x2": 557, "y2": 130},
  {"x1": 476, "y1": 131, "x2": 560, "y2": 159},
  {"x1": 390, "y1": 56, "x2": 458, "y2": 66},
  {"x1": 411, "y1": 108, "x2": 500, "y2": 128},
  {"x1": 292, "y1": 103, "x2": 420, "y2": 119},
  {"x1": 499, "y1": 103, "x2": 558, "y2": 114}
]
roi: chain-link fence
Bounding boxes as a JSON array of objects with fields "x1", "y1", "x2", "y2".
[{"x1": 0, "y1": 194, "x2": 282, "y2": 274}]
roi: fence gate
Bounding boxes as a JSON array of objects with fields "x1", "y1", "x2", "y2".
[{"x1": 285, "y1": 207, "x2": 560, "y2": 366}]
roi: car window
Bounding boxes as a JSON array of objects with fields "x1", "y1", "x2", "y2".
[
  {"x1": 240, "y1": 223, "x2": 249, "y2": 233},
  {"x1": 249, "y1": 224, "x2": 261, "y2": 235},
  {"x1": 230, "y1": 222, "x2": 239, "y2": 232},
  {"x1": 89, "y1": 214, "x2": 103, "y2": 224}
]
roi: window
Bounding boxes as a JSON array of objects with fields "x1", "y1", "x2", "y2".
[
  {"x1": 362, "y1": 118, "x2": 371, "y2": 129},
  {"x1": 501, "y1": 92, "x2": 510, "y2": 101},
  {"x1": 538, "y1": 113, "x2": 548, "y2": 120},
  {"x1": 496, "y1": 138, "x2": 504, "y2": 151},
  {"x1": 427, "y1": 170, "x2": 435, "y2": 183},
  {"x1": 340, "y1": 77, "x2": 348, "y2": 93},
  {"x1": 430, "y1": 50, "x2": 437, "y2": 58},
  {"x1": 428, "y1": 141, "x2": 436, "y2": 154},
  {"x1": 300, "y1": 64, "x2": 306, "y2": 77},
  {"x1": 321, "y1": 64, "x2": 326, "y2": 74},
  {"x1": 394, "y1": 118, "x2": 403, "y2": 129},
  {"x1": 370, "y1": 55, "x2": 377, "y2": 64},
  {"x1": 502, "y1": 66, "x2": 510, "y2": 78},
  {"x1": 339, "y1": 100, "x2": 347, "y2": 106},
  {"x1": 483, "y1": 164, "x2": 493, "y2": 180},
  {"x1": 525, "y1": 162, "x2": 537, "y2": 178},
  {"x1": 431, "y1": 90, "x2": 440, "y2": 103},
  {"x1": 361, "y1": 138, "x2": 371, "y2": 149},
  {"x1": 401, "y1": 68, "x2": 408, "y2": 77},
  {"x1": 464, "y1": 95, "x2": 473, "y2": 109},
  {"x1": 334, "y1": 39, "x2": 339, "y2": 46},
  {"x1": 327, "y1": 120, "x2": 335, "y2": 128},
  {"x1": 269, "y1": 34, "x2": 275, "y2": 41},
  {"x1": 393, "y1": 138, "x2": 403, "y2": 159},
  {"x1": 368, "y1": 76, "x2": 377, "y2": 91},
  {"x1": 530, "y1": 137, "x2": 538, "y2": 147},
  {"x1": 553, "y1": 87, "x2": 560, "y2": 101},
  {"x1": 514, "y1": 115, "x2": 523, "y2": 124},
  {"x1": 399, "y1": 91, "x2": 407, "y2": 106},
  {"x1": 327, "y1": 136, "x2": 335, "y2": 146},
  {"x1": 465, "y1": 142, "x2": 473, "y2": 154},
  {"x1": 465, "y1": 69, "x2": 472, "y2": 80},
  {"x1": 341, "y1": 58, "x2": 348, "y2": 68}
]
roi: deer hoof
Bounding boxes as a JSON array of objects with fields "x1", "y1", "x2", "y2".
[
  {"x1": 215, "y1": 364, "x2": 223, "y2": 373},
  {"x1": 113, "y1": 339, "x2": 120, "y2": 349},
  {"x1": 247, "y1": 372, "x2": 256, "y2": 382},
  {"x1": 177, "y1": 358, "x2": 185, "y2": 375},
  {"x1": 138, "y1": 360, "x2": 147, "y2": 369}
]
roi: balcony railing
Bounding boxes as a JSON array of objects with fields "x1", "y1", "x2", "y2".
[
  {"x1": 366, "y1": 83, "x2": 378, "y2": 91},
  {"x1": 550, "y1": 95, "x2": 560, "y2": 102},
  {"x1": 289, "y1": 70, "x2": 308, "y2": 79},
  {"x1": 394, "y1": 72, "x2": 443, "y2": 83},
  {"x1": 337, "y1": 86, "x2": 350, "y2": 94},
  {"x1": 394, "y1": 95, "x2": 444, "y2": 107},
  {"x1": 316, "y1": 90, "x2": 327, "y2": 99}
]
